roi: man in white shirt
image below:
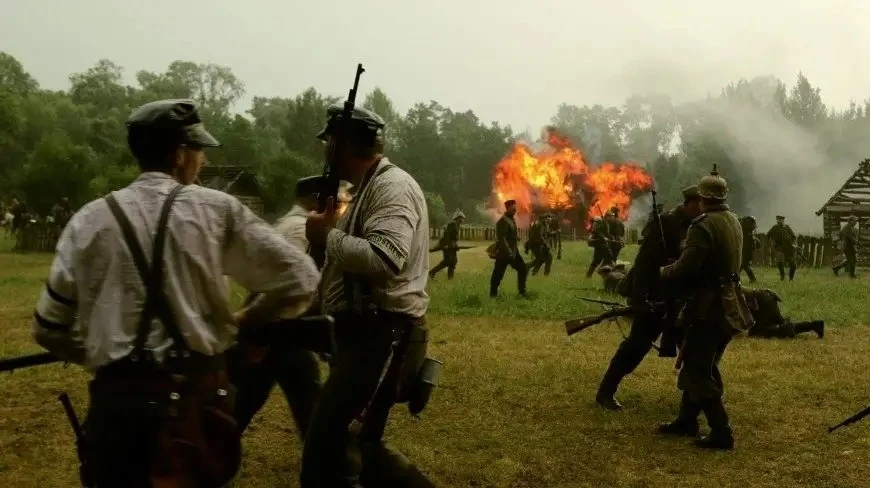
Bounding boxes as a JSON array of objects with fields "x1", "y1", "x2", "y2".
[
  {"x1": 228, "y1": 174, "x2": 328, "y2": 438},
  {"x1": 275, "y1": 175, "x2": 322, "y2": 250},
  {"x1": 32, "y1": 98, "x2": 320, "y2": 487}
]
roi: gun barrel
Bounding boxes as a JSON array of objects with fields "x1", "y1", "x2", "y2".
[
  {"x1": 828, "y1": 406, "x2": 870, "y2": 433},
  {"x1": 0, "y1": 352, "x2": 59, "y2": 373}
]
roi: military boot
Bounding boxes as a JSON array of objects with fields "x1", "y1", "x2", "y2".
[
  {"x1": 793, "y1": 320, "x2": 824, "y2": 338},
  {"x1": 658, "y1": 392, "x2": 701, "y2": 437},
  {"x1": 695, "y1": 398, "x2": 734, "y2": 450},
  {"x1": 777, "y1": 265, "x2": 785, "y2": 281},
  {"x1": 788, "y1": 267, "x2": 796, "y2": 281},
  {"x1": 595, "y1": 367, "x2": 624, "y2": 411}
]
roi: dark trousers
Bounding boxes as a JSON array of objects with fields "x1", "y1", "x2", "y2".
[
  {"x1": 299, "y1": 314, "x2": 433, "y2": 488},
  {"x1": 776, "y1": 252, "x2": 797, "y2": 280},
  {"x1": 833, "y1": 248, "x2": 857, "y2": 277},
  {"x1": 676, "y1": 322, "x2": 733, "y2": 434},
  {"x1": 740, "y1": 257, "x2": 756, "y2": 282},
  {"x1": 226, "y1": 345, "x2": 322, "y2": 436},
  {"x1": 527, "y1": 245, "x2": 552, "y2": 276},
  {"x1": 86, "y1": 391, "x2": 162, "y2": 487},
  {"x1": 430, "y1": 248, "x2": 458, "y2": 279},
  {"x1": 678, "y1": 323, "x2": 731, "y2": 403},
  {"x1": 598, "y1": 311, "x2": 666, "y2": 395},
  {"x1": 490, "y1": 252, "x2": 528, "y2": 295},
  {"x1": 609, "y1": 243, "x2": 623, "y2": 262},
  {"x1": 749, "y1": 320, "x2": 823, "y2": 339},
  {"x1": 586, "y1": 245, "x2": 613, "y2": 277}
]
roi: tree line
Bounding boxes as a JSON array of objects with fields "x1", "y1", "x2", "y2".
[{"x1": 2, "y1": 51, "x2": 869, "y2": 226}]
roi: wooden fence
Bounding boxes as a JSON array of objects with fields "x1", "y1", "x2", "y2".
[
  {"x1": 11, "y1": 223, "x2": 842, "y2": 269},
  {"x1": 13, "y1": 223, "x2": 61, "y2": 253}
]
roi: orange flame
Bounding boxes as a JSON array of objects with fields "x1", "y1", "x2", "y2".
[
  {"x1": 491, "y1": 128, "x2": 653, "y2": 224},
  {"x1": 336, "y1": 183, "x2": 352, "y2": 217}
]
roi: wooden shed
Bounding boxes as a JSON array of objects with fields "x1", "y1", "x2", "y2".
[
  {"x1": 196, "y1": 165, "x2": 267, "y2": 217},
  {"x1": 815, "y1": 158, "x2": 870, "y2": 264}
]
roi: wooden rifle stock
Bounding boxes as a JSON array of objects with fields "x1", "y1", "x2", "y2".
[{"x1": 564, "y1": 305, "x2": 636, "y2": 336}]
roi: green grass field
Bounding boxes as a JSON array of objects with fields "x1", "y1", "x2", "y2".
[{"x1": 1, "y1": 239, "x2": 868, "y2": 487}]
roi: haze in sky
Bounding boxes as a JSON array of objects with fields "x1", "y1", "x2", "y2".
[{"x1": 2, "y1": 0, "x2": 868, "y2": 132}]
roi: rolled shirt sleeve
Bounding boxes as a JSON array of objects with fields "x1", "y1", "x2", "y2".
[
  {"x1": 223, "y1": 197, "x2": 321, "y2": 320},
  {"x1": 325, "y1": 178, "x2": 417, "y2": 278}
]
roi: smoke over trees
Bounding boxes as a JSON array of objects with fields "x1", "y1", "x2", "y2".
[{"x1": 1, "y1": 51, "x2": 867, "y2": 232}]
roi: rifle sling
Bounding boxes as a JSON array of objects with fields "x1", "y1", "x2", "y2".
[
  {"x1": 342, "y1": 159, "x2": 396, "y2": 313},
  {"x1": 104, "y1": 185, "x2": 187, "y2": 361}
]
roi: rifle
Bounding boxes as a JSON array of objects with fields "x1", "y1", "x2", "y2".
[
  {"x1": 429, "y1": 245, "x2": 477, "y2": 253},
  {"x1": 577, "y1": 296, "x2": 624, "y2": 307},
  {"x1": 593, "y1": 204, "x2": 617, "y2": 263},
  {"x1": 650, "y1": 189, "x2": 667, "y2": 254},
  {"x1": 565, "y1": 301, "x2": 664, "y2": 336},
  {"x1": 308, "y1": 63, "x2": 366, "y2": 269},
  {"x1": 793, "y1": 245, "x2": 810, "y2": 265},
  {"x1": 59, "y1": 392, "x2": 95, "y2": 487},
  {"x1": 236, "y1": 314, "x2": 335, "y2": 354},
  {"x1": 0, "y1": 351, "x2": 61, "y2": 373},
  {"x1": 828, "y1": 405, "x2": 870, "y2": 433},
  {"x1": 565, "y1": 305, "x2": 637, "y2": 336}
]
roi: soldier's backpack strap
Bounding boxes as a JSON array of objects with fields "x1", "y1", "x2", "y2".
[{"x1": 104, "y1": 185, "x2": 188, "y2": 362}]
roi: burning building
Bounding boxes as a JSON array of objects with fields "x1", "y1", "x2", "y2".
[{"x1": 488, "y1": 127, "x2": 654, "y2": 234}]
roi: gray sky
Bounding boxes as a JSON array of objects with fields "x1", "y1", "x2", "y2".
[{"x1": 1, "y1": 0, "x2": 868, "y2": 131}]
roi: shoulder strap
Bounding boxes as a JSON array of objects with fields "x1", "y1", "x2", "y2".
[
  {"x1": 343, "y1": 160, "x2": 398, "y2": 313},
  {"x1": 349, "y1": 161, "x2": 397, "y2": 238},
  {"x1": 105, "y1": 185, "x2": 186, "y2": 359}
]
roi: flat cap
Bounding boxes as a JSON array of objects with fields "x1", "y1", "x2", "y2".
[
  {"x1": 776, "y1": 215, "x2": 785, "y2": 220},
  {"x1": 316, "y1": 104, "x2": 386, "y2": 141},
  {"x1": 681, "y1": 185, "x2": 699, "y2": 200},
  {"x1": 127, "y1": 99, "x2": 219, "y2": 147},
  {"x1": 505, "y1": 199, "x2": 516, "y2": 207},
  {"x1": 295, "y1": 175, "x2": 323, "y2": 198}
]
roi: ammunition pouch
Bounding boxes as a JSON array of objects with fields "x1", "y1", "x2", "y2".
[
  {"x1": 395, "y1": 324, "x2": 442, "y2": 416},
  {"x1": 719, "y1": 276, "x2": 754, "y2": 336},
  {"x1": 486, "y1": 242, "x2": 498, "y2": 260}
]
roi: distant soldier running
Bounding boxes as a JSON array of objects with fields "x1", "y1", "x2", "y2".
[
  {"x1": 739, "y1": 216, "x2": 759, "y2": 283},
  {"x1": 767, "y1": 215, "x2": 797, "y2": 281},
  {"x1": 586, "y1": 216, "x2": 613, "y2": 277},
  {"x1": 832, "y1": 216, "x2": 858, "y2": 278},
  {"x1": 430, "y1": 210, "x2": 465, "y2": 280},
  {"x1": 605, "y1": 207, "x2": 626, "y2": 262},
  {"x1": 524, "y1": 212, "x2": 553, "y2": 276},
  {"x1": 489, "y1": 199, "x2": 528, "y2": 297}
]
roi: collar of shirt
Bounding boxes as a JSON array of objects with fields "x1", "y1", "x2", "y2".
[{"x1": 133, "y1": 171, "x2": 179, "y2": 187}]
